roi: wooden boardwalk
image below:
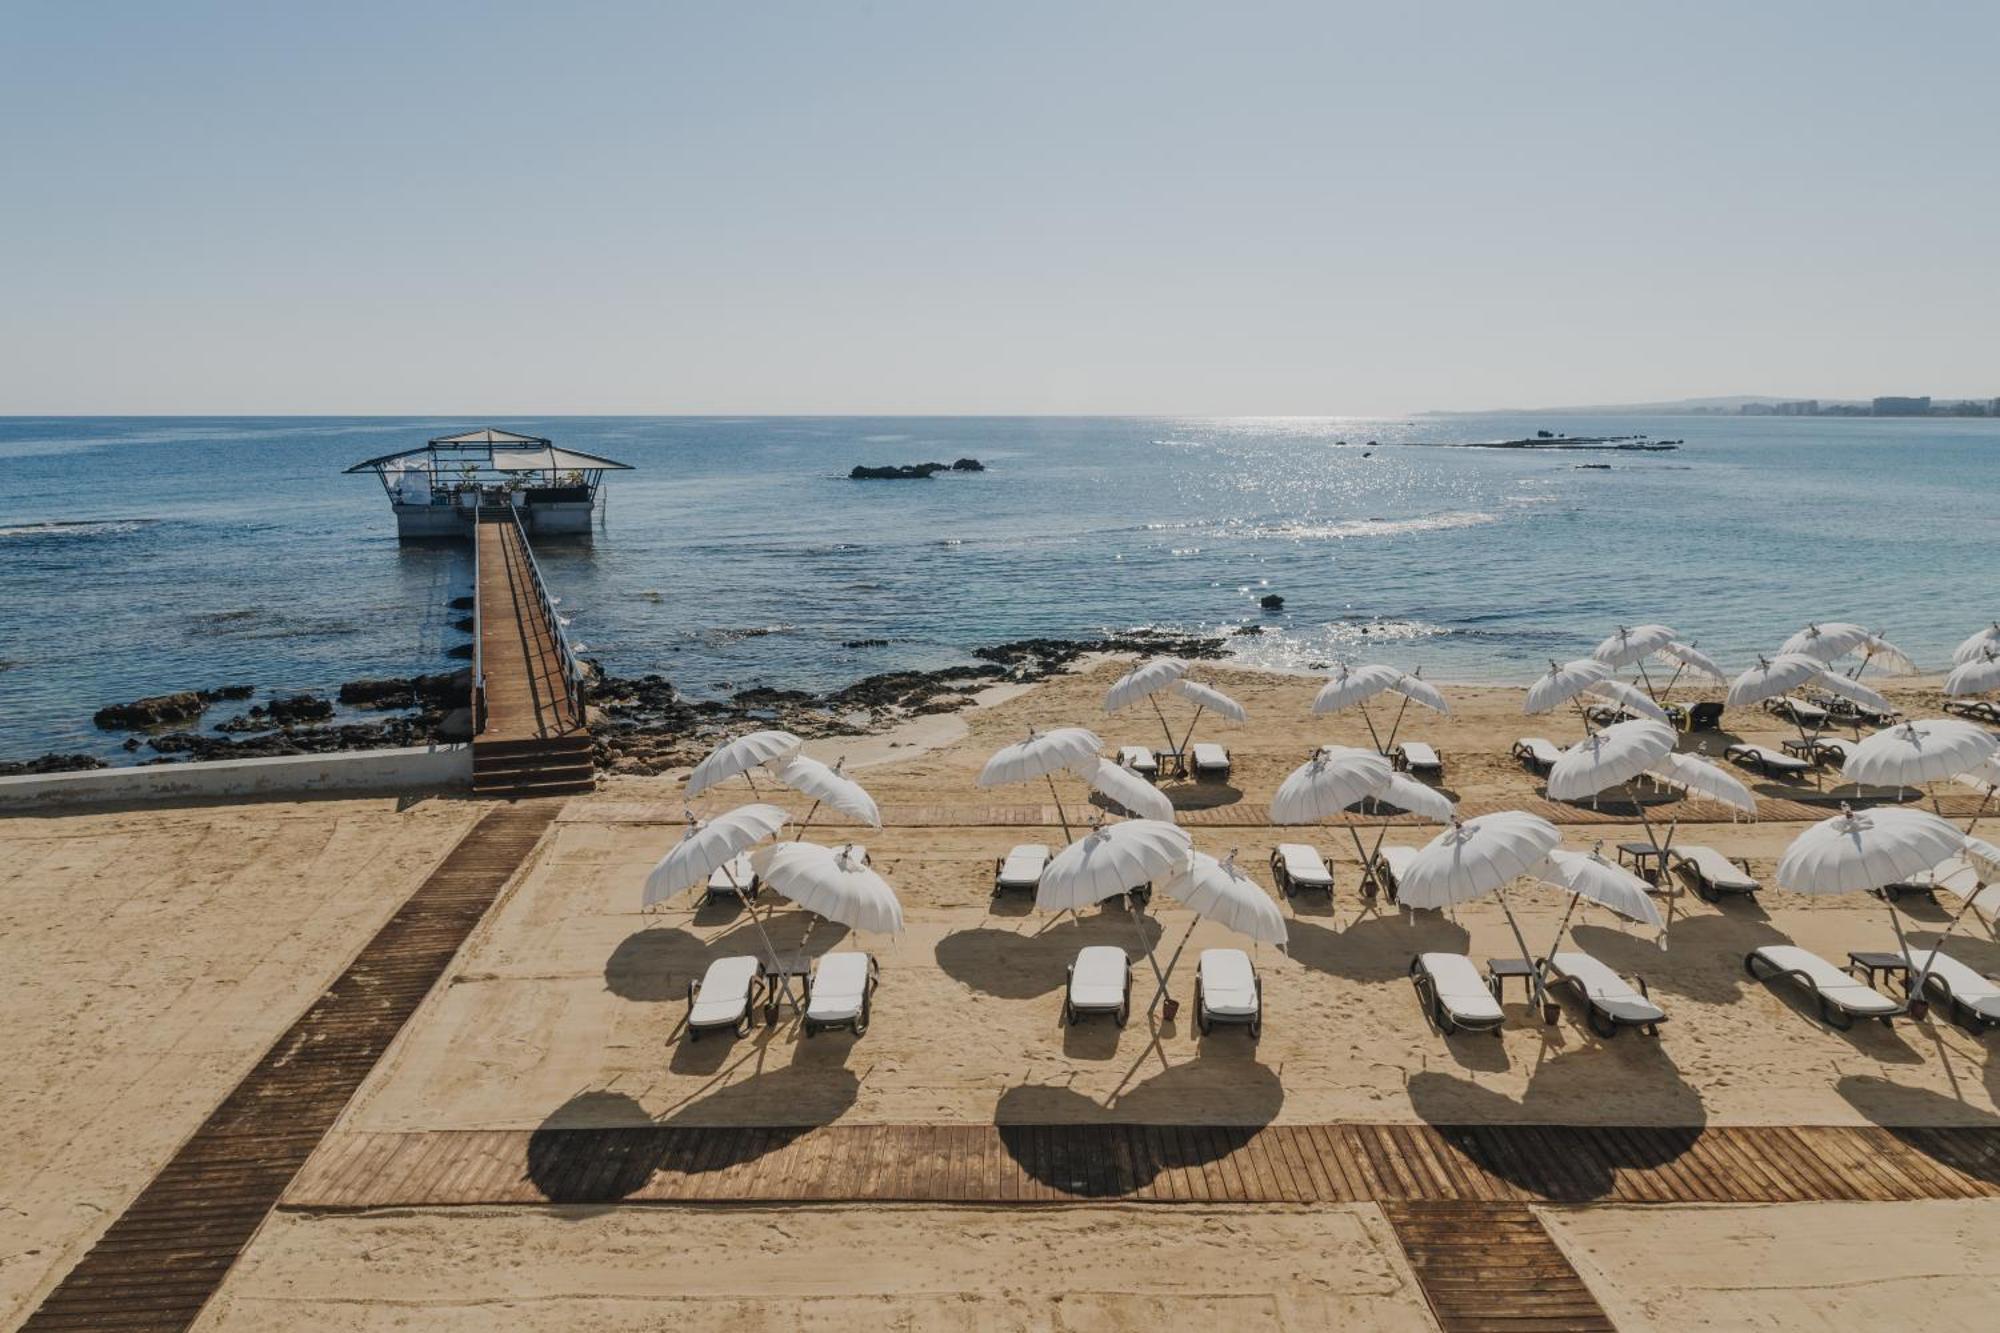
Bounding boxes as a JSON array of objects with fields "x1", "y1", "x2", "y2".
[
  {"x1": 1385, "y1": 1202, "x2": 1615, "y2": 1332},
  {"x1": 283, "y1": 1121, "x2": 2000, "y2": 1211},
  {"x1": 475, "y1": 518, "x2": 583, "y2": 745},
  {"x1": 574, "y1": 789, "x2": 1993, "y2": 829},
  {"x1": 21, "y1": 802, "x2": 562, "y2": 1333}
]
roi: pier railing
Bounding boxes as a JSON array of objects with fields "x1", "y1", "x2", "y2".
[
  {"x1": 507, "y1": 504, "x2": 589, "y2": 725},
  {"x1": 470, "y1": 516, "x2": 487, "y2": 736}
]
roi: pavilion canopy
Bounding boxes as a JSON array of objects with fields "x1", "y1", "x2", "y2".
[{"x1": 343, "y1": 427, "x2": 632, "y2": 475}]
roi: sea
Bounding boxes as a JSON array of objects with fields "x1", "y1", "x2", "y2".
[{"x1": 1, "y1": 414, "x2": 1993, "y2": 765}]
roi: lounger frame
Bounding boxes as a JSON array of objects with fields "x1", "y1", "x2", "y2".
[
  {"x1": 1744, "y1": 950, "x2": 1906, "y2": 1030},
  {"x1": 1539, "y1": 956, "x2": 1664, "y2": 1038},
  {"x1": 1913, "y1": 963, "x2": 2000, "y2": 1033},
  {"x1": 1408, "y1": 956, "x2": 1505, "y2": 1037},
  {"x1": 1063, "y1": 956, "x2": 1132, "y2": 1027},
  {"x1": 1194, "y1": 964, "x2": 1262, "y2": 1040},
  {"x1": 802, "y1": 955, "x2": 880, "y2": 1038},
  {"x1": 686, "y1": 970, "x2": 762, "y2": 1041},
  {"x1": 1669, "y1": 850, "x2": 1759, "y2": 904}
]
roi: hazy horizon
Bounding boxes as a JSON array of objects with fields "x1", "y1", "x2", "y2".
[{"x1": 5, "y1": 2, "x2": 1997, "y2": 416}]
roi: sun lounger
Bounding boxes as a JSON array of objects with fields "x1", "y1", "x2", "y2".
[
  {"x1": 1270, "y1": 842, "x2": 1334, "y2": 898},
  {"x1": 1762, "y1": 695, "x2": 1831, "y2": 727},
  {"x1": 1670, "y1": 844, "x2": 1761, "y2": 902},
  {"x1": 1745, "y1": 945, "x2": 1905, "y2": 1029},
  {"x1": 1943, "y1": 699, "x2": 2000, "y2": 723},
  {"x1": 803, "y1": 951, "x2": 878, "y2": 1036},
  {"x1": 1904, "y1": 949, "x2": 2000, "y2": 1031},
  {"x1": 1808, "y1": 691, "x2": 1898, "y2": 727},
  {"x1": 1195, "y1": 947, "x2": 1262, "y2": 1038},
  {"x1": 1064, "y1": 945, "x2": 1132, "y2": 1026},
  {"x1": 1391, "y1": 741, "x2": 1444, "y2": 780},
  {"x1": 1118, "y1": 746, "x2": 1159, "y2": 780},
  {"x1": 1363, "y1": 844, "x2": 1417, "y2": 903},
  {"x1": 1542, "y1": 950, "x2": 1666, "y2": 1037},
  {"x1": 1410, "y1": 952, "x2": 1506, "y2": 1035},
  {"x1": 1681, "y1": 700, "x2": 1726, "y2": 732},
  {"x1": 1191, "y1": 742, "x2": 1232, "y2": 779},
  {"x1": 1725, "y1": 743, "x2": 1813, "y2": 780},
  {"x1": 704, "y1": 853, "x2": 759, "y2": 904},
  {"x1": 686, "y1": 955, "x2": 761, "y2": 1040},
  {"x1": 1585, "y1": 703, "x2": 1637, "y2": 727},
  {"x1": 994, "y1": 842, "x2": 1049, "y2": 896},
  {"x1": 1512, "y1": 736, "x2": 1562, "y2": 775}
]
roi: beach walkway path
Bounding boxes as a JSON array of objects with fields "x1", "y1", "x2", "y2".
[
  {"x1": 470, "y1": 512, "x2": 594, "y2": 799},
  {"x1": 19, "y1": 801, "x2": 562, "y2": 1333}
]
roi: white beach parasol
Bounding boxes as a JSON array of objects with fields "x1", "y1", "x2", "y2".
[
  {"x1": 642, "y1": 802, "x2": 791, "y2": 907},
  {"x1": 1779, "y1": 622, "x2": 1874, "y2": 663},
  {"x1": 1776, "y1": 805, "x2": 1968, "y2": 991},
  {"x1": 1726, "y1": 653, "x2": 1824, "y2": 710},
  {"x1": 1374, "y1": 773, "x2": 1456, "y2": 823},
  {"x1": 1169, "y1": 677, "x2": 1247, "y2": 760},
  {"x1": 1530, "y1": 841, "x2": 1666, "y2": 970},
  {"x1": 1399, "y1": 811, "x2": 1564, "y2": 1001},
  {"x1": 1105, "y1": 657, "x2": 1191, "y2": 756},
  {"x1": 976, "y1": 725, "x2": 1104, "y2": 840},
  {"x1": 1647, "y1": 751, "x2": 1757, "y2": 816},
  {"x1": 1270, "y1": 745, "x2": 1396, "y2": 823},
  {"x1": 1583, "y1": 678, "x2": 1671, "y2": 723},
  {"x1": 1037, "y1": 818, "x2": 1192, "y2": 913},
  {"x1": 1855, "y1": 633, "x2": 1916, "y2": 676},
  {"x1": 1840, "y1": 719, "x2": 1999, "y2": 791},
  {"x1": 1592, "y1": 623, "x2": 1678, "y2": 669},
  {"x1": 1076, "y1": 756, "x2": 1175, "y2": 822},
  {"x1": 1944, "y1": 649, "x2": 2000, "y2": 698},
  {"x1": 1812, "y1": 671, "x2": 1894, "y2": 716},
  {"x1": 751, "y1": 840, "x2": 904, "y2": 935},
  {"x1": 1312, "y1": 662, "x2": 1402, "y2": 715},
  {"x1": 1149, "y1": 849, "x2": 1287, "y2": 1014},
  {"x1": 1525, "y1": 658, "x2": 1614, "y2": 719},
  {"x1": 1952, "y1": 623, "x2": 2000, "y2": 666},
  {"x1": 1654, "y1": 640, "x2": 1728, "y2": 683},
  {"x1": 1038, "y1": 818, "x2": 1194, "y2": 995},
  {"x1": 685, "y1": 729, "x2": 803, "y2": 797},
  {"x1": 1546, "y1": 720, "x2": 1679, "y2": 803},
  {"x1": 766, "y1": 753, "x2": 881, "y2": 837},
  {"x1": 642, "y1": 802, "x2": 793, "y2": 964}
]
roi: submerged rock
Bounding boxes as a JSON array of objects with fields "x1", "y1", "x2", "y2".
[
  {"x1": 1259, "y1": 594, "x2": 1285, "y2": 610},
  {"x1": 258, "y1": 694, "x2": 335, "y2": 726},
  {"x1": 0, "y1": 752, "x2": 109, "y2": 777}
]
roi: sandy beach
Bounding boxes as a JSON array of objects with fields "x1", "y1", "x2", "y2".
[{"x1": 10, "y1": 658, "x2": 2000, "y2": 1328}]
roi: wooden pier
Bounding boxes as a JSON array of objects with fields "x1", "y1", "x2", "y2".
[{"x1": 470, "y1": 510, "x2": 594, "y2": 798}]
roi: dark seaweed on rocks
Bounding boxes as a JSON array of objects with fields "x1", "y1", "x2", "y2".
[
  {"x1": 92, "y1": 685, "x2": 255, "y2": 730},
  {"x1": 0, "y1": 752, "x2": 109, "y2": 777}
]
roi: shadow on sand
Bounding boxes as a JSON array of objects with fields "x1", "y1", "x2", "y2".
[
  {"x1": 936, "y1": 908, "x2": 1164, "y2": 1000},
  {"x1": 993, "y1": 1052, "x2": 1284, "y2": 1197}
]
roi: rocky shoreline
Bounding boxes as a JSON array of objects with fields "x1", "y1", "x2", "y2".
[{"x1": 1, "y1": 632, "x2": 1226, "y2": 780}]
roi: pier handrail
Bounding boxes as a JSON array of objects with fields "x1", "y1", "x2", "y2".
[
  {"x1": 470, "y1": 515, "x2": 487, "y2": 736},
  {"x1": 507, "y1": 504, "x2": 588, "y2": 724}
]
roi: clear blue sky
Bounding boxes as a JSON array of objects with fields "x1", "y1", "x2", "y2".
[{"x1": 4, "y1": 1, "x2": 1996, "y2": 414}]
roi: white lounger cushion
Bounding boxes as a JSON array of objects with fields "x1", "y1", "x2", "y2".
[
  {"x1": 1516, "y1": 737, "x2": 1562, "y2": 766},
  {"x1": 1677, "y1": 845, "x2": 1758, "y2": 891},
  {"x1": 998, "y1": 843, "x2": 1050, "y2": 887},
  {"x1": 1192, "y1": 742, "x2": 1230, "y2": 770},
  {"x1": 1199, "y1": 948, "x2": 1259, "y2": 1017},
  {"x1": 1379, "y1": 845, "x2": 1419, "y2": 882},
  {"x1": 1735, "y1": 745, "x2": 1809, "y2": 771},
  {"x1": 707, "y1": 853, "x2": 756, "y2": 892},
  {"x1": 1069, "y1": 946, "x2": 1129, "y2": 1008},
  {"x1": 1119, "y1": 746, "x2": 1156, "y2": 770},
  {"x1": 1751, "y1": 946, "x2": 1901, "y2": 1015},
  {"x1": 1905, "y1": 950, "x2": 2000, "y2": 1018},
  {"x1": 1400, "y1": 742, "x2": 1441, "y2": 767},
  {"x1": 1549, "y1": 951, "x2": 1665, "y2": 1025},
  {"x1": 1277, "y1": 842, "x2": 1333, "y2": 885},
  {"x1": 689, "y1": 955, "x2": 760, "y2": 1027},
  {"x1": 806, "y1": 951, "x2": 872, "y2": 1023},
  {"x1": 1419, "y1": 953, "x2": 1505, "y2": 1024}
]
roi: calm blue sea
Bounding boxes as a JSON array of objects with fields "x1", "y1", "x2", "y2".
[{"x1": 1, "y1": 414, "x2": 1993, "y2": 764}]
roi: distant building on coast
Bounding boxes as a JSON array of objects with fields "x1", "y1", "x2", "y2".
[{"x1": 1871, "y1": 395, "x2": 1932, "y2": 416}]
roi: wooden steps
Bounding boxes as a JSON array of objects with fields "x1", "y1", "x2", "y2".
[
  {"x1": 1382, "y1": 1202, "x2": 1614, "y2": 1333},
  {"x1": 472, "y1": 734, "x2": 595, "y2": 799},
  {"x1": 21, "y1": 803, "x2": 562, "y2": 1333}
]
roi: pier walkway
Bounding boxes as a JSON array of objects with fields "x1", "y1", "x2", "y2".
[{"x1": 471, "y1": 511, "x2": 594, "y2": 798}]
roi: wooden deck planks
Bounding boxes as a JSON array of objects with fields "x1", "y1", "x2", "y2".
[
  {"x1": 23, "y1": 801, "x2": 563, "y2": 1333},
  {"x1": 476, "y1": 519, "x2": 583, "y2": 744},
  {"x1": 282, "y1": 1121, "x2": 2000, "y2": 1211},
  {"x1": 1381, "y1": 1201, "x2": 1617, "y2": 1333}
]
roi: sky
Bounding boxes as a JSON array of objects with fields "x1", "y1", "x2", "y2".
[{"x1": 3, "y1": 1, "x2": 1997, "y2": 415}]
